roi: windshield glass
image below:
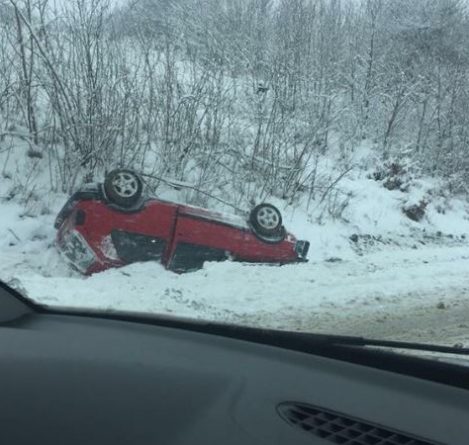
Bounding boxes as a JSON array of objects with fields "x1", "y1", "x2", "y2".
[{"x1": 1, "y1": 0, "x2": 469, "y2": 348}]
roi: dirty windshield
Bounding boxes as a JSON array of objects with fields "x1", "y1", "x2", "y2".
[{"x1": 1, "y1": 0, "x2": 469, "y2": 347}]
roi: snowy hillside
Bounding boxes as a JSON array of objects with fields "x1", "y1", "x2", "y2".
[{"x1": 2, "y1": 140, "x2": 469, "y2": 346}]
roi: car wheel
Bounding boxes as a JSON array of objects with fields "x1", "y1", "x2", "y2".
[
  {"x1": 103, "y1": 169, "x2": 143, "y2": 208},
  {"x1": 249, "y1": 203, "x2": 283, "y2": 237}
]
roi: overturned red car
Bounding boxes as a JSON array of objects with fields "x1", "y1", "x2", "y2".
[{"x1": 55, "y1": 169, "x2": 309, "y2": 274}]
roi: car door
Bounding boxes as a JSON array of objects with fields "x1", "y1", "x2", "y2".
[{"x1": 166, "y1": 205, "x2": 248, "y2": 272}]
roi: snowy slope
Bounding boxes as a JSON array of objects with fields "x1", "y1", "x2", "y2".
[{"x1": 1, "y1": 143, "x2": 469, "y2": 346}]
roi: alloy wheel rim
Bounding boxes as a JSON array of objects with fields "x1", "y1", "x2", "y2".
[
  {"x1": 112, "y1": 173, "x2": 139, "y2": 197},
  {"x1": 257, "y1": 207, "x2": 279, "y2": 229}
]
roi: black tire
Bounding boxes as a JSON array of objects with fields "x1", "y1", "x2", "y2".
[
  {"x1": 249, "y1": 203, "x2": 283, "y2": 237},
  {"x1": 103, "y1": 169, "x2": 143, "y2": 208},
  {"x1": 252, "y1": 225, "x2": 287, "y2": 244}
]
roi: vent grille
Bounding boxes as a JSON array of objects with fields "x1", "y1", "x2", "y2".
[{"x1": 277, "y1": 402, "x2": 439, "y2": 445}]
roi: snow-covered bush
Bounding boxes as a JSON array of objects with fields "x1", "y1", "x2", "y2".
[{"x1": 1, "y1": 0, "x2": 469, "y2": 213}]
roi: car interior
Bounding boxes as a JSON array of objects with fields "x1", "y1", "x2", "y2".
[{"x1": 1, "y1": 281, "x2": 469, "y2": 445}]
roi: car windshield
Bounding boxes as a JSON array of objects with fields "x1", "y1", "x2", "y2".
[{"x1": 1, "y1": 0, "x2": 468, "y2": 350}]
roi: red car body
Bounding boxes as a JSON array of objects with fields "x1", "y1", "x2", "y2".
[{"x1": 55, "y1": 184, "x2": 309, "y2": 274}]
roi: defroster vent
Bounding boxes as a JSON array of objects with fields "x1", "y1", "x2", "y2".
[{"x1": 277, "y1": 402, "x2": 440, "y2": 445}]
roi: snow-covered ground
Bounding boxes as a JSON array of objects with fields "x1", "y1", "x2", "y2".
[
  {"x1": 4, "y1": 242, "x2": 469, "y2": 345},
  {"x1": 2, "y1": 145, "x2": 469, "y2": 347},
  {"x1": 2, "y1": 199, "x2": 469, "y2": 347}
]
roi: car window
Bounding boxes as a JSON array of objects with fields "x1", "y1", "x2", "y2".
[{"x1": 1, "y1": 0, "x2": 469, "y2": 350}]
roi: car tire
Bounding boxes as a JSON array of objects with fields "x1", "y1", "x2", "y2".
[
  {"x1": 249, "y1": 203, "x2": 283, "y2": 237},
  {"x1": 103, "y1": 169, "x2": 143, "y2": 208}
]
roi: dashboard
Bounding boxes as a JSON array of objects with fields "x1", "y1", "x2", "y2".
[{"x1": 1, "y1": 285, "x2": 468, "y2": 445}]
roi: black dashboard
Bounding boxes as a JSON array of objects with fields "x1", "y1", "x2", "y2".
[{"x1": 1, "y1": 284, "x2": 468, "y2": 445}]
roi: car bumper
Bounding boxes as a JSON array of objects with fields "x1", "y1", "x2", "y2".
[{"x1": 295, "y1": 240, "x2": 310, "y2": 260}]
